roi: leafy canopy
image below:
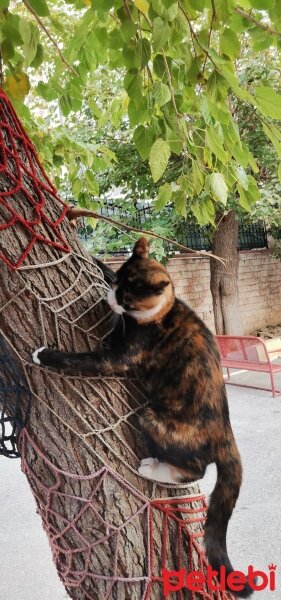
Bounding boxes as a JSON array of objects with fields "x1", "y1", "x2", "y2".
[{"x1": 1, "y1": 0, "x2": 281, "y2": 227}]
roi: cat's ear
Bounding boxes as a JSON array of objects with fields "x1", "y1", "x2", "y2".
[{"x1": 133, "y1": 237, "x2": 149, "y2": 259}]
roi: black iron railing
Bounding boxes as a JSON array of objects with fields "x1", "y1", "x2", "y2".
[{"x1": 79, "y1": 201, "x2": 268, "y2": 254}]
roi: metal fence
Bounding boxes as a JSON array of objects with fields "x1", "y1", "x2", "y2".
[{"x1": 82, "y1": 201, "x2": 268, "y2": 254}]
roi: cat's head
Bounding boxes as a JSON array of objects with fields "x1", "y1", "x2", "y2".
[{"x1": 107, "y1": 237, "x2": 174, "y2": 322}]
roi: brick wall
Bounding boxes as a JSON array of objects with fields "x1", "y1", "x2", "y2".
[{"x1": 104, "y1": 249, "x2": 281, "y2": 334}]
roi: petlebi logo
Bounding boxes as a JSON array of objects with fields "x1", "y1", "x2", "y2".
[{"x1": 162, "y1": 564, "x2": 277, "y2": 597}]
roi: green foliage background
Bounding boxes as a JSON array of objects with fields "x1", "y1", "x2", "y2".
[{"x1": 1, "y1": 0, "x2": 281, "y2": 254}]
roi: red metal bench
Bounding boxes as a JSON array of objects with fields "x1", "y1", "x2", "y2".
[{"x1": 216, "y1": 335, "x2": 281, "y2": 397}]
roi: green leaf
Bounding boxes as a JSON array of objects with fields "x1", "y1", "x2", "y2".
[
  {"x1": 191, "y1": 200, "x2": 215, "y2": 226},
  {"x1": 151, "y1": 0, "x2": 178, "y2": 21},
  {"x1": 238, "y1": 186, "x2": 251, "y2": 211},
  {"x1": 37, "y1": 81, "x2": 57, "y2": 101},
  {"x1": 85, "y1": 170, "x2": 99, "y2": 195},
  {"x1": 59, "y1": 95, "x2": 72, "y2": 117},
  {"x1": 88, "y1": 98, "x2": 102, "y2": 119},
  {"x1": 209, "y1": 172, "x2": 228, "y2": 205},
  {"x1": 155, "y1": 182, "x2": 172, "y2": 210},
  {"x1": 237, "y1": 177, "x2": 260, "y2": 211},
  {"x1": 235, "y1": 166, "x2": 249, "y2": 190},
  {"x1": 92, "y1": 0, "x2": 113, "y2": 10},
  {"x1": 200, "y1": 96, "x2": 213, "y2": 125},
  {"x1": 263, "y1": 124, "x2": 281, "y2": 159},
  {"x1": 124, "y1": 73, "x2": 143, "y2": 98},
  {"x1": 255, "y1": 86, "x2": 281, "y2": 120},
  {"x1": 278, "y1": 163, "x2": 281, "y2": 185},
  {"x1": 220, "y1": 28, "x2": 240, "y2": 60},
  {"x1": 120, "y1": 20, "x2": 136, "y2": 43},
  {"x1": 19, "y1": 21, "x2": 39, "y2": 66},
  {"x1": 206, "y1": 128, "x2": 228, "y2": 163},
  {"x1": 72, "y1": 178, "x2": 82, "y2": 199},
  {"x1": 165, "y1": 125, "x2": 183, "y2": 155},
  {"x1": 128, "y1": 96, "x2": 149, "y2": 127},
  {"x1": 137, "y1": 38, "x2": 151, "y2": 69},
  {"x1": 108, "y1": 30, "x2": 123, "y2": 50},
  {"x1": 133, "y1": 125, "x2": 154, "y2": 160},
  {"x1": 153, "y1": 82, "x2": 171, "y2": 106},
  {"x1": 153, "y1": 17, "x2": 170, "y2": 51},
  {"x1": 134, "y1": 0, "x2": 149, "y2": 13},
  {"x1": 5, "y1": 72, "x2": 30, "y2": 101},
  {"x1": 28, "y1": 0, "x2": 49, "y2": 16},
  {"x1": 1, "y1": 39, "x2": 14, "y2": 61},
  {"x1": 122, "y1": 40, "x2": 140, "y2": 70},
  {"x1": 249, "y1": 0, "x2": 275, "y2": 7},
  {"x1": 149, "y1": 138, "x2": 171, "y2": 182},
  {"x1": 192, "y1": 160, "x2": 204, "y2": 195},
  {"x1": 247, "y1": 175, "x2": 260, "y2": 203},
  {"x1": 174, "y1": 190, "x2": 187, "y2": 217},
  {"x1": 30, "y1": 43, "x2": 44, "y2": 68},
  {"x1": 3, "y1": 15, "x2": 23, "y2": 46},
  {"x1": 214, "y1": 58, "x2": 255, "y2": 104},
  {"x1": 124, "y1": 72, "x2": 142, "y2": 99},
  {"x1": 247, "y1": 152, "x2": 259, "y2": 175}
]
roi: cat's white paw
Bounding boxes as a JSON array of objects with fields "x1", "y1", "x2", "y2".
[
  {"x1": 138, "y1": 458, "x2": 181, "y2": 483},
  {"x1": 32, "y1": 346, "x2": 47, "y2": 365},
  {"x1": 140, "y1": 457, "x2": 159, "y2": 468},
  {"x1": 138, "y1": 460, "x2": 158, "y2": 481}
]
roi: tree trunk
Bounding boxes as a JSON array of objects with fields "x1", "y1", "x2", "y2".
[
  {"x1": 210, "y1": 211, "x2": 243, "y2": 335},
  {"x1": 0, "y1": 92, "x2": 210, "y2": 600}
]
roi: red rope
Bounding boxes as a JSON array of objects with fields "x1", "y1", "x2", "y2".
[
  {"x1": 0, "y1": 89, "x2": 70, "y2": 269},
  {"x1": 19, "y1": 428, "x2": 234, "y2": 599}
]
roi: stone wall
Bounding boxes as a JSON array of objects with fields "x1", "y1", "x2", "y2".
[{"x1": 104, "y1": 249, "x2": 281, "y2": 334}]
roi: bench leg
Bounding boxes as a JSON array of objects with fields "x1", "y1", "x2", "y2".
[
  {"x1": 270, "y1": 370, "x2": 276, "y2": 398},
  {"x1": 224, "y1": 367, "x2": 231, "y2": 381}
]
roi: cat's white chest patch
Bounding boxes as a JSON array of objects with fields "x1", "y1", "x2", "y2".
[{"x1": 107, "y1": 288, "x2": 125, "y2": 315}]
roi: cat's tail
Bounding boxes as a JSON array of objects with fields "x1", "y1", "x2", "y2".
[{"x1": 204, "y1": 435, "x2": 253, "y2": 598}]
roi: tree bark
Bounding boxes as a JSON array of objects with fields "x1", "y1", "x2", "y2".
[
  {"x1": 210, "y1": 211, "x2": 243, "y2": 335},
  {"x1": 0, "y1": 93, "x2": 207, "y2": 600}
]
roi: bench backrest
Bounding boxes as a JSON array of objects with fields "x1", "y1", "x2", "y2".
[{"x1": 216, "y1": 335, "x2": 270, "y2": 364}]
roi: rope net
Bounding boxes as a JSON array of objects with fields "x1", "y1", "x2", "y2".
[
  {"x1": 0, "y1": 89, "x2": 233, "y2": 600},
  {"x1": 20, "y1": 428, "x2": 230, "y2": 600},
  {"x1": 0, "y1": 88, "x2": 70, "y2": 270}
]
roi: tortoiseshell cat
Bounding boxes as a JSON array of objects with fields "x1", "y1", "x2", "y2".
[{"x1": 33, "y1": 238, "x2": 251, "y2": 598}]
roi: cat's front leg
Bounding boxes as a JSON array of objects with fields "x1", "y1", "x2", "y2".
[
  {"x1": 32, "y1": 347, "x2": 97, "y2": 376},
  {"x1": 32, "y1": 346, "x2": 129, "y2": 376}
]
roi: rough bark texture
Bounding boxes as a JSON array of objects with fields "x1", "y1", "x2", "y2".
[
  {"x1": 0, "y1": 94, "x2": 207, "y2": 600},
  {"x1": 210, "y1": 211, "x2": 243, "y2": 335}
]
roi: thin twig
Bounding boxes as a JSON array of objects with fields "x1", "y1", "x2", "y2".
[
  {"x1": 235, "y1": 7, "x2": 281, "y2": 37},
  {"x1": 202, "y1": 0, "x2": 216, "y2": 74},
  {"x1": 22, "y1": 0, "x2": 78, "y2": 76},
  {"x1": 162, "y1": 51, "x2": 182, "y2": 117},
  {"x1": 179, "y1": 3, "x2": 217, "y2": 69},
  {"x1": 66, "y1": 206, "x2": 226, "y2": 264},
  {"x1": 129, "y1": 0, "x2": 152, "y2": 28},
  {"x1": 109, "y1": 12, "x2": 120, "y2": 24}
]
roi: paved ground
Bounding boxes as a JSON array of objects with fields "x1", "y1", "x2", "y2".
[{"x1": 1, "y1": 369, "x2": 281, "y2": 599}]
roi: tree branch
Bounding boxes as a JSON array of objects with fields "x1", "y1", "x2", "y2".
[
  {"x1": 202, "y1": 0, "x2": 216, "y2": 74},
  {"x1": 162, "y1": 51, "x2": 182, "y2": 117},
  {"x1": 22, "y1": 0, "x2": 78, "y2": 76},
  {"x1": 235, "y1": 7, "x2": 281, "y2": 38},
  {"x1": 179, "y1": 3, "x2": 217, "y2": 69},
  {"x1": 66, "y1": 205, "x2": 226, "y2": 264}
]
